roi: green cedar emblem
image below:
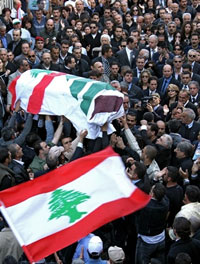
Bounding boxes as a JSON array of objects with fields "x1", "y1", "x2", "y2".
[{"x1": 48, "y1": 189, "x2": 90, "y2": 223}]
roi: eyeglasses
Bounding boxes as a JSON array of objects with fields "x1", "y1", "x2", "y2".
[
  {"x1": 90, "y1": 26, "x2": 96, "y2": 29},
  {"x1": 174, "y1": 61, "x2": 182, "y2": 63},
  {"x1": 168, "y1": 90, "x2": 176, "y2": 92},
  {"x1": 174, "y1": 48, "x2": 181, "y2": 51},
  {"x1": 189, "y1": 54, "x2": 196, "y2": 57},
  {"x1": 142, "y1": 75, "x2": 149, "y2": 78},
  {"x1": 28, "y1": 55, "x2": 35, "y2": 58},
  {"x1": 133, "y1": 9, "x2": 138, "y2": 11}
]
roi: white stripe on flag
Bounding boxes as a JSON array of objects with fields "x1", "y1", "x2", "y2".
[{"x1": 5, "y1": 156, "x2": 135, "y2": 246}]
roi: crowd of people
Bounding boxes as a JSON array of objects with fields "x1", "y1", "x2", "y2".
[{"x1": 0, "y1": 0, "x2": 200, "y2": 263}]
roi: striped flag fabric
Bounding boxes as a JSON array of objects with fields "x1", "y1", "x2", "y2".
[
  {"x1": 9, "y1": 70, "x2": 124, "y2": 139},
  {"x1": 0, "y1": 147, "x2": 150, "y2": 263}
]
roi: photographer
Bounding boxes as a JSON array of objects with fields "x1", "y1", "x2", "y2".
[{"x1": 145, "y1": 93, "x2": 165, "y2": 122}]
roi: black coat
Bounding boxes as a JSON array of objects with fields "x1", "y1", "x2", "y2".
[
  {"x1": 7, "y1": 39, "x2": 23, "y2": 57},
  {"x1": 82, "y1": 32, "x2": 101, "y2": 58},
  {"x1": 9, "y1": 160, "x2": 29, "y2": 184},
  {"x1": 178, "y1": 121, "x2": 200, "y2": 143}
]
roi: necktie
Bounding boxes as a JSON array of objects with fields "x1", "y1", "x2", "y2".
[
  {"x1": 130, "y1": 50, "x2": 134, "y2": 66},
  {"x1": 192, "y1": 97, "x2": 196, "y2": 104},
  {"x1": 161, "y1": 79, "x2": 168, "y2": 94},
  {"x1": 104, "y1": 59, "x2": 110, "y2": 77}
]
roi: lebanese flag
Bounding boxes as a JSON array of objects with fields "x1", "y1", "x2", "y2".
[
  {"x1": 0, "y1": 147, "x2": 150, "y2": 263},
  {"x1": 9, "y1": 70, "x2": 124, "y2": 139}
]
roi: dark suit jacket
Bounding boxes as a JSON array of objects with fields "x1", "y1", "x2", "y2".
[
  {"x1": 9, "y1": 160, "x2": 29, "y2": 184},
  {"x1": 158, "y1": 77, "x2": 181, "y2": 97},
  {"x1": 170, "y1": 101, "x2": 198, "y2": 117},
  {"x1": 178, "y1": 121, "x2": 200, "y2": 143},
  {"x1": 189, "y1": 93, "x2": 200, "y2": 106},
  {"x1": 37, "y1": 63, "x2": 61, "y2": 72},
  {"x1": 116, "y1": 48, "x2": 138, "y2": 68},
  {"x1": 82, "y1": 32, "x2": 101, "y2": 58},
  {"x1": 143, "y1": 89, "x2": 160, "y2": 96},
  {"x1": 192, "y1": 62, "x2": 200, "y2": 75},
  {"x1": 128, "y1": 84, "x2": 143, "y2": 100},
  {"x1": 7, "y1": 39, "x2": 23, "y2": 57}
]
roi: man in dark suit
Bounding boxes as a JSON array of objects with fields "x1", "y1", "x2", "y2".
[
  {"x1": 147, "y1": 34, "x2": 158, "y2": 60},
  {"x1": 8, "y1": 143, "x2": 29, "y2": 184},
  {"x1": 170, "y1": 89, "x2": 198, "y2": 118},
  {"x1": 187, "y1": 49, "x2": 200, "y2": 74},
  {"x1": 60, "y1": 56, "x2": 78, "y2": 75},
  {"x1": 178, "y1": 108, "x2": 200, "y2": 143},
  {"x1": 133, "y1": 56, "x2": 146, "y2": 78},
  {"x1": 7, "y1": 28, "x2": 23, "y2": 57},
  {"x1": 182, "y1": 63, "x2": 200, "y2": 83},
  {"x1": 0, "y1": 23, "x2": 12, "y2": 48},
  {"x1": 143, "y1": 76, "x2": 160, "y2": 96},
  {"x1": 82, "y1": 21, "x2": 101, "y2": 59},
  {"x1": 72, "y1": 47, "x2": 89, "y2": 76},
  {"x1": 158, "y1": 64, "x2": 181, "y2": 99},
  {"x1": 37, "y1": 51, "x2": 60, "y2": 71},
  {"x1": 188, "y1": 81, "x2": 200, "y2": 107},
  {"x1": 115, "y1": 36, "x2": 138, "y2": 69}
]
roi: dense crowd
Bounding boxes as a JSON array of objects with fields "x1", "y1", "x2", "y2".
[{"x1": 0, "y1": 0, "x2": 200, "y2": 263}]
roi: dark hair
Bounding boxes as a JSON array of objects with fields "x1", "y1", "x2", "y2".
[
  {"x1": 46, "y1": 154, "x2": 58, "y2": 169},
  {"x1": 175, "y1": 253, "x2": 192, "y2": 264},
  {"x1": 143, "y1": 112, "x2": 154, "y2": 123},
  {"x1": 26, "y1": 132, "x2": 41, "y2": 148},
  {"x1": 1, "y1": 127, "x2": 15, "y2": 141},
  {"x1": 173, "y1": 217, "x2": 191, "y2": 240},
  {"x1": 61, "y1": 39, "x2": 70, "y2": 46},
  {"x1": 102, "y1": 44, "x2": 112, "y2": 55},
  {"x1": 144, "y1": 145, "x2": 157, "y2": 161},
  {"x1": 33, "y1": 141, "x2": 43, "y2": 156},
  {"x1": 182, "y1": 63, "x2": 192, "y2": 71},
  {"x1": 167, "y1": 166, "x2": 179, "y2": 182},
  {"x1": 88, "y1": 70, "x2": 101, "y2": 78},
  {"x1": 65, "y1": 55, "x2": 75, "y2": 66},
  {"x1": 134, "y1": 161, "x2": 146, "y2": 180},
  {"x1": 149, "y1": 123, "x2": 158, "y2": 136},
  {"x1": 0, "y1": 147, "x2": 10, "y2": 163},
  {"x1": 185, "y1": 185, "x2": 200, "y2": 202},
  {"x1": 152, "y1": 183, "x2": 166, "y2": 201},
  {"x1": 2, "y1": 256, "x2": 18, "y2": 264},
  {"x1": 168, "y1": 119, "x2": 181, "y2": 133}
]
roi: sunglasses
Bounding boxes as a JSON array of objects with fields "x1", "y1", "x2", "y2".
[
  {"x1": 168, "y1": 90, "x2": 176, "y2": 92},
  {"x1": 28, "y1": 55, "x2": 35, "y2": 58},
  {"x1": 174, "y1": 61, "x2": 182, "y2": 63},
  {"x1": 189, "y1": 54, "x2": 196, "y2": 57},
  {"x1": 90, "y1": 26, "x2": 96, "y2": 29}
]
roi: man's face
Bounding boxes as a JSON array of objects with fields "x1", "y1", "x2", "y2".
[
  {"x1": 22, "y1": 43, "x2": 30, "y2": 55},
  {"x1": 51, "y1": 48, "x2": 59, "y2": 60},
  {"x1": 111, "y1": 64, "x2": 119, "y2": 75},
  {"x1": 36, "y1": 40, "x2": 44, "y2": 50},
  {"x1": 148, "y1": 37, "x2": 157, "y2": 49},
  {"x1": 92, "y1": 15, "x2": 99, "y2": 23},
  {"x1": 69, "y1": 58, "x2": 76, "y2": 69},
  {"x1": 73, "y1": 49, "x2": 82, "y2": 60},
  {"x1": 156, "y1": 135, "x2": 166, "y2": 147},
  {"x1": 188, "y1": 51, "x2": 197, "y2": 62},
  {"x1": 90, "y1": 23, "x2": 98, "y2": 34},
  {"x1": 61, "y1": 43, "x2": 69, "y2": 54},
  {"x1": 93, "y1": 62, "x2": 104, "y2": 74},
  {"x1": 42, "y1": 53, "x2": 51, "y2": 66},
  {"x1": 115, "y1": 15, "x2": 123, "y2": 25},
  {"x1": 22, "y1": 60, "x2": 30, "y2": 72},
  {"x1": 76, "y1": 0, "x2": 84, "y2": 12},
  {"x1": 28, "y1": 51, "x2": 36, "y2": 62},
  {"x1": 13, "y1": 30, "x2": 21, "y2": 42},
  {"x1": 189, "y1": 84, "x2": 198, "y2": 96},
  {"x1": 157, "y1": 121, "x2": 165, "y2": 136},
  {"x1": 144, "y1": 14, "x2": 151, "y2": 25},
  {"x1": 62, "y1": 137, "x2": 72, "y2": 152},
  {"x1": 35, "y1": 10, "x2": 42, "y2": 19},
  {"x1": 53, "y1": 9, "x2": 60, "y2": 19},
  {"x1": 66, "y1": 28, "x2": 74, "y2": 37},
  {"x1": 172, "y1": 3, "x2": 179, "y2": 13},
  {"x1": 180, "y1": 0, "x2": 187, "y2": 8},
  {"x1": 101, "y1": 37, "x2": 110, "y2": 45},
  {"x1": 16, "y1": 144, "x2": 23, "y2": 158},
  {"x1": 124, "y1": 73, "x2": 133, "y2": 83},
  {"x1": 163, "y1": 14, "x2": 172, "y2": 25},
  {"x1": 163, "y1": 65, "x2": 172, "y2": 78},
  {"x1": 173, "y1": 57, "x2": 183, "y2": 69},
  {"x1": 105, "y1": 20, "x2": 113, "y2": 30},
  {"x1": 104, "y1": 9, "x2": 111, "y2": 18},
  {"x1": 191, "y1": 36, "x2": 199, "y2": 47},
  {"x1": 46, "y1": 20, "x2": 54, "y2": 31},
  {"x1": 40, "y1": 141, "x2": 50, "y2": 155},
  {"x1": 126, "y1": 114, "x2": 136, "y2": 128},
  {"x1": 174, "y1": 147, "x2": 185, "y2": 159},
  {"x1": 0, "y1": 28, "x2": 6, "y2": 36},
  {"x1": 178, "y1": 92, "x2": 189, "y2": 104},
  {"x1": 136, "y1": 58, "x2": 145, "y2": 70},
  {"x1": 159, "y1": 9, "x2": 166, "y2": 18},
  {"x1": 181, "y1": 74, "x2": 191, "y2": 84},
  {"x1": 0, "y1": 50, "x2": 8, "y2": 62},
  {"x1": 149, "y1": 80, "x2": 157, "y2": 91},
  {"x1": 7, "y1": 51, "x2": 14, "y2": 62},
  {"x1": 168, "y1": 23, "x2": 176, "y2": 34},
  {"x1": 106, "y1": 48, "x2": 113, "y2": 58},
  {"x1": 123, "y1": 96, "x2": 129, "y2": 111}
]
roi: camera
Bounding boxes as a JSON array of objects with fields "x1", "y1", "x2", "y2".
[{"x1": 141, "y1": 96, "x2": 153, "y2": 109}]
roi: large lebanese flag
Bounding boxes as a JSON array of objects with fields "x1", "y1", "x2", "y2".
[
  {"x1": 0, "y1": 147, "x2": 150, "y2": 263},
  {"x1": 9, "y1": 70, "x2": 124, "y2": 139}
]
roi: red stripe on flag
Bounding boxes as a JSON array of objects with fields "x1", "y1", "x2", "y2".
[
  {"x1": 27, "y1": 72, "x2": 65, "y2": 114},
  {"x1": 8, "y1": 75, "x2": 21, "y2": 110},
  {"x1": 23, "y1": 188, "x2": 150, "y2": 263},
  {"x1": 0, "y1": 147, "x2": 118, "y2": 207}
]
